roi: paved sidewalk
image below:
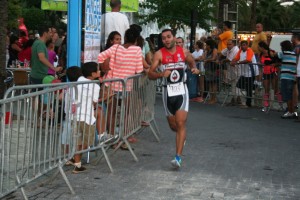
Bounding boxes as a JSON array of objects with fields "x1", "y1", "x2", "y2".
[{"x1": 4, "y1": 97, "x2": 300, "y2": 200}]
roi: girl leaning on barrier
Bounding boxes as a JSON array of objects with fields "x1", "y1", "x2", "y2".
[
  {"x1": 203, "y1": 39, "x2": 219, "y2": 104},
  {"x1": 258, "y1": 41, "x2": 283, "y2": 112}
]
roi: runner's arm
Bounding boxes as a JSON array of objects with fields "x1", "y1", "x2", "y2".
[{"x1": 148, "y1": 51, "x2": 170, "y2": 80}]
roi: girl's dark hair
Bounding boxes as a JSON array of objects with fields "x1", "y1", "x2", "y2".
[
  {"x1": 124, "y1": 27, "x2": 140, "y2": 44},
  {"x1": 46, "y1": 39, "x2": 53, "y2": 47},
  {"x1": 82, "y1": 62, "x2": 98, "y2": 77},
  {"x1": 146, "y1": 37, "x2": 155, "y2": 53},
  {"x1": 205, "y1": 39, "x2": 217, "y2": 49},
  {"x1": 280, "y1": 40, "x2": 293, "y2": 51},
  {"x1": 9, "y1": 35, "x2": 19, "y2": 44},
  {"x1": 129, "y1": 24, "x2": 142, "y2": 34},
  {"x1": 136, "y1": 35, "x2": 144, "y2": 49},
  {"x1": 258, "y1": 41, "x2": 270, "y2": 56},
  {"x1": 195, "y1": 40, "x2": 204, "y2": 49},
  {"x1": 66, "y1": 66, "x2": 82, "y2": 82},
  {"x1": 258, "y1": 41, "x2": 269, "y2": 50},
  {"x1": 105, "y1": 31, "x2": 121, "y2": 50}
]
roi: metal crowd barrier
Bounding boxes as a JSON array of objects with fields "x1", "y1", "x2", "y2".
[
  {"x1": 120, "y1": 74, "x2": 160, "y2": 161},
  {"x1": 186, "y1": 61, "x2": 284, "y2": 112},
  {"x1": 94, "y1": 74, "x2": 161, "y2": 164},
  {"x1": 0, "y1": 74, "x2": 160, "y2": 199},
  {"x1": 220, "y1": 62, "x2": 284, "y2": 112},
  {"x1": 0, "y1": 83, "x2": 76, "y2": 199}
]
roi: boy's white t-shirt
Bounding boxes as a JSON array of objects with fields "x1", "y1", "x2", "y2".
[{"x1": 76, "y1": 76, "x2": 100, "y2": 125}]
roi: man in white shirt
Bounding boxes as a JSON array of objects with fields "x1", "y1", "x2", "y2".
[
  {"x1": 221, "y1": 39, "x2": 240, "y2": 105},
  {"x1": 231, "y1": 41, "x2": 259, "y2": 108},
  {"x1": 101, "y1": 0, "x2": 129, "y2": 49}
]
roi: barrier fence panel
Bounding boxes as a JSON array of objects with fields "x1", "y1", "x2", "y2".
[
  {"x1": 140, "y1": 75, "x2": 161, "y2": 142},
  {"x1": 0, "y1": 74, "x2": 159, "y2": 199},
  {"x1": 220, "y1": 63, "x2": 284, "y2": 112},
  {"x1": 0, "y1": 84, "x2": 76, "y2": 199},
  {"x1": 117, "y1": 74, "x2": 159, "y2": 162}
]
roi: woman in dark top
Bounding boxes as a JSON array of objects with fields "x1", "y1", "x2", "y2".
[{"x1": 7, "y1": 35, "x2": 22, "y2": 67}]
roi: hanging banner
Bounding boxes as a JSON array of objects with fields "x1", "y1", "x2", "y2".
[
  {"x1": 41, "y1": 0, "x2": 138, "y2": 12},
  {"x1": 84, "y1": 0, "x2": 102, "y2": 62},
  {"x1": 41, "y1": 0, "x2": 68, "y2": 11},
  {"x1": 106, "y1": 0, "x2": 139, "y2": 12}
]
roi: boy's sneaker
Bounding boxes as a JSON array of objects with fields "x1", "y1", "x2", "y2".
[
  {"x1": 72, "y1": 166, "x2": 86, "y2": 174},
  {"x1": 65, "y1": 158, "x2": 75, "y2": 166},
  {"x1": 281, "y1": 112, "x2": 298, "y2": 119},
  {"x1": 171, "y1": 155, "x2": 182, "y2": 169}
]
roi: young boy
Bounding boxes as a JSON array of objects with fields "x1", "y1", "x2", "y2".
[
  {"x1": 278, "y1": 40, "x2": 298, "y2": 119},
  {"x1": 73, "y1": 62, "x2": 100, "y2": 173}
]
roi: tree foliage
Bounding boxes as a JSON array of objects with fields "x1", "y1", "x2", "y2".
[
  {"x1": 256, "y1": 0, "x2": 282, "y2": 31},
  {"x1": 0, "y1": 0, "x2": 8, "y2": 98},
  {"x1": 237, "y1": 0, "x2": 300, "y2": 32},
  {"x1": 139, "y1": 0, "x2": 218, "y2": 32},
  {"x1": 237, "y1": 0, "x2": 251, "y2": 31},
  {"x1": 8, "y1": 0, "x2": 22, "y2": 29},
  {"x1": 22, "y1": 7, "x2": 46, "y2": 31}
]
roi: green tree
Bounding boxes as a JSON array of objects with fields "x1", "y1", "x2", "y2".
[
  {"x1": 22, "y1": 7, "x2": 46, "y2": 31},
  {"x1": 237, "y1": 0, "x2": 251, "y2": 31},
  {"x1": 0, "y1": 0, "x2": 8, "y2": 99},
  {"x1": 290, "y1": 2, "x2": 300, "y2": 28},
  {"x1": 250, "y1": 0, "x2": 257, "y2": 30},
  {"x1": 256, "y1": 0, "x2": 282, "y2": 31},
  {"x1": 23, "y1": 0, "x2": 41, "y2": 8},
  {"x1": 139, "y1": 0, "x2": 218, "y2": 32},
  {"x1": 8, "y1": 0, "x2": 22, "y2": 29}
]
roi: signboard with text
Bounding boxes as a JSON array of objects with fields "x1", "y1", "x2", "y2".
[
  {"x1": 41, "y1": 0, "x2": 138, "y2": 12},
  {"x1": 84, "y1": 0, "x2": 101, "y2": 62}
]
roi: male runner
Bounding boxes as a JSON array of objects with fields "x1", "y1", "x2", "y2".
[{"x1": 148, "y1": 29, "x2": 200, "y2": 168}]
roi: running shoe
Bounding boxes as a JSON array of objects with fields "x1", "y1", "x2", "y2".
[{"x1": 171, "y1": 155, "x2": 182, "y2": 169}]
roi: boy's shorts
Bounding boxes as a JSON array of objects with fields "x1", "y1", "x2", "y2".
[
  {"x1": 281, "y1": 79, "x2": 295, "y2": 102},
  {"x1": 77, "y1": 121, "x2": 96, "y2": 147}
]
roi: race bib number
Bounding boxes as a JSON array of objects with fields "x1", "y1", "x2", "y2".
[{"x1": 167, "y1": 82, "x2": 185, "y2": 97}]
